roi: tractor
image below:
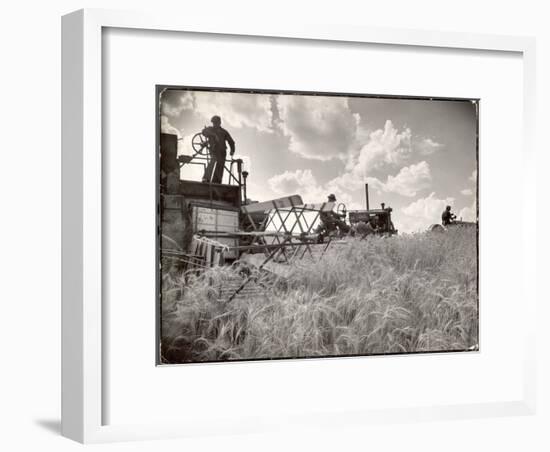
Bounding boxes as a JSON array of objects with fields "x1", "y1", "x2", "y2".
[
  {"x1": 346, "y1": 184, "x2": 398, "y2": 237},
  {"x1": 428, "y1": 219, "x2": 477, "y2": 233},
  {"x1": 159, "y1": 130, "x2": 403, "y2": 302}
]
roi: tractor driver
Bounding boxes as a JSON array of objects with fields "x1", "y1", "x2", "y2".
[
  {"x1": 316, "y1": 194, "x2": 350, "y2": 237},
  {"x1": 353, "y1": 216, "x2": 377, "y2": 239},
  {"x1": 376, "y1": 214, "x2": 387, "y2": 231},
  {"x1": 201, "y1": 115, "x2": 236, "y2": 184},
  {"x1": 441, "y1": 205, "x2": 456, "y2": 226},
  {"x1": 367, "y1": 216, "x2": 379, "y2": 234}
]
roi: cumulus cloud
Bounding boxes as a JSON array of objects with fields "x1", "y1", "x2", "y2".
[
  {"x1": 276, "y1": 95, "x2": 359, "y2": 161},
  {"x1": 162, "y1": 90, "x2": 273, "y2": 132},
  {"x1": 458, "y1": 199, "x2": 477, "y2": 222},
  {"x1": 399, "y1": 192, "x2": 455, "y2": 233},
  {"x1": 384, "y1": 161, "x2": 432, "y2": 197},
  {"x1": 351, "y1": 120, "x2": 412, "y2": 171},
  {"x1": 160, "y1": 115, "x2": 182, "y2": 137},
  {"x1": 320, "y1": 120, "x2": 416, "y2": 195},
  {"x1": 268, "y1": 169, "x2": 359, "y2": 207},
  {"x1": 193, "y1": 91, "x2": 273, "y2": 132},
  {"x1": 329, "y1": 161, "x2": 432, "y2": 199},
  {"x1": 268, "y1": 169, "x2": 318, "y2": 196},
  {"x1": 161, "y1": 91, "x2": 194, "y2": 117},
  {"x1": 457, "y1": 168, "x2": 477, "y2": 199},
  {"x1": 417, "y1": 137, "x2": 443, "y2": 155},
  {"x1": 458, "y1": 168, "x2": 477, "y2": 198}
]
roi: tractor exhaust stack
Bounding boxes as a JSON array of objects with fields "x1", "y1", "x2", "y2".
[{"x1": 242, "y1": 170, "x2": 249, "y2": 205}]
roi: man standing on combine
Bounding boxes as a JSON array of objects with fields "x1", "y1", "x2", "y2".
[{"x1": 201, "y1": 115, "x2": 236, "y2": 184}]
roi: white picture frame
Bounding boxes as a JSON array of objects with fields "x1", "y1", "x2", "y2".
[{"x1": 62, "y1": 8, "x2": 537, "y2": 443}]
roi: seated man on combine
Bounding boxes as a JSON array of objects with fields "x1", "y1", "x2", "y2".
[
  {"x1": 202, "y1": 115, "x2": 236, "y2": 184},
  {"x1": 315, "y1": 193, "x2": 350, "y2": 241},
  {"x1": 441, "y1": 205, "x2": 457, "y2": 226}
]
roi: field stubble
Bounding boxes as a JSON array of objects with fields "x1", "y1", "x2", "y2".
[{"x1": 161, "y1": 228, "x2": 478, "y2": 363}]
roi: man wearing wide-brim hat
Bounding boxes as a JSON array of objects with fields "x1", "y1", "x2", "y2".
[{"x1": 316, "y1": 193, "x2": 350, "y2": 238}]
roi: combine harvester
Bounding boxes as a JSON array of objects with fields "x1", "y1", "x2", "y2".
[
  {"x1": 428, "y1": 213, "x2": 477, "y2": 232},
  {"x1": 159, "y1": 131, "x2": 397, "y2": 301}
]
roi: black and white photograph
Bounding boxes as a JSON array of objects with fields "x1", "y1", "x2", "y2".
[
  {"x1": 157, "y1": 86, "x2": 479, "y2": 364},
  {"x1": 3, "y1": 0, "x2": 548, "y2": 448}
]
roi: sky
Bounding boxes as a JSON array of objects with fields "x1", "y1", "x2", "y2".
[{"x1": 159, "y1": 88, "x2": 478, "y2": 233}]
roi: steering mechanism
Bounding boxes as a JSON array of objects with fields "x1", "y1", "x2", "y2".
[
  {"x1": 191, "y1": 132, "x2": 210, "y2": 155},
  {"x1": 337, "y1": 202, "x2": 347, "y2": 218}
]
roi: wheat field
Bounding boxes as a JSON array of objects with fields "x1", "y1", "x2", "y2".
[{"x1": 160, "y1": 227, "x2": 478, "y2": 364}]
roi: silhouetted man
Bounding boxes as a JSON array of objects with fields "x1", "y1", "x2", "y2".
[
  {"x1": 202, "y1": 115, "x2": 235, "y2": 184},
  {"x1": 441, "y1": 205, "x2": 456, "y2": 226}
]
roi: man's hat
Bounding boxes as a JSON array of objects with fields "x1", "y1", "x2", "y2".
[
  {"x1": 328, "y1": 194, "x2": 336, "y2": 202},
  {"x1": 211, "y1": 115, "x2": 221, "y2": 124}
]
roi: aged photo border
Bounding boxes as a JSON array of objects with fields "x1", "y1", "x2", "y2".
[
  {"x1": 62, "y1": 8, "x2": 536, "y2": 443},
  {"x1": 155, "y1": 84, "x2": 480, "y2": 366}
]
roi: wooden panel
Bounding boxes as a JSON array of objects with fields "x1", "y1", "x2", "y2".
[
  {"x1": 192, "y1": 206, "x2": 239, "y2": 259},
  {"x1": 193, "y1": 206, "x2": 239, "y2": 231},
  {"x1": 180, "y1": 179, "x2": 241, "y2": 207}
]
